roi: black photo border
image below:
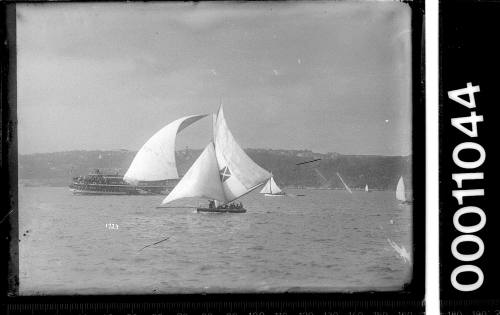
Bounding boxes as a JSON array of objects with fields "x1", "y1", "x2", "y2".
[{"x1": 1, "y1": 1, "x2": 425, "y2": 314}]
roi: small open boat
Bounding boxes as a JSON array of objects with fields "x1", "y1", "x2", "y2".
[{"x1": 197, "y1": 207, "x2": 246, "y2": 213}]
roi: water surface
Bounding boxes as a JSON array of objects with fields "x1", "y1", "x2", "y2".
[{"x1": 19, "y1": 187, "x2": 412, "y2": 295}]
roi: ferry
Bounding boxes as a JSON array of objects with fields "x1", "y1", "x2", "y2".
[{"x1": 69, "y1": 169, "x2": 175, "y2": 195}]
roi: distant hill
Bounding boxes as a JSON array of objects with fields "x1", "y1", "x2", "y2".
[{"x1": 18, "y1": 149, "x2": 412, "y2": 190}]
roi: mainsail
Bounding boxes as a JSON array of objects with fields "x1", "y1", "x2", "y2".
[
  {"x1": 336, "y1": 172, "x2": 352, "y2": 194},
  {"x1": 365, "y1": 184, "x2": 369, "y2": 192},
  {"x1": 396, "y1": 176, "x2": 406, "y2": 202},
  {"x1": 260, "y1": 177, "x2": 283, "y2": 195},
  {"x1": 162, "y1": 105, "x2": 271, "y2": 205},
  {"x1": 124, "y1": 114, "x2": 207, "y2": 184},
  {"x1": 213, "y1": 106, "x2": 271, "y2": 202}
]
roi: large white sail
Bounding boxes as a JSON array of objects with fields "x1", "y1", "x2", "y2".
[
  {"x1": 260, "y1": 177, "x2": 282, "y2": 194},
  {"x1": 213, "y1": 106, "x2": 271, "y2": 201},
  {"x1": 124, "y1": 114, "x2": 207, "y2": 184},
  {"x1": 396, "y1": 176, "x2": 406, "y2": 202},
  {"x1": 162, "y1": 142, "x2": 227, "y2": 204},
  {"x1": 336, "y1": 172, "x2": 352, "y2": 194}
]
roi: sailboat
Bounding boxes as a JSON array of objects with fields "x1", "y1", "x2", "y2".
[
  {"x1": 260, "y1": 176, "x2": 286, "y2": 197},
  {"x1": 161, "y1": 106, "x2": 271, "y2": 213},
  {"x1": 365, "y1": 184, "x2": 370, "y2": 192},
  {"x1": 124, "y1": 114, "x2": 208, "y2": 184},
  {"x1": 336, "y1": 172, "x2": 352, "y2": 194},
  {"x1": 396, "y1": 176, "x2": 412, "y2": 204}
]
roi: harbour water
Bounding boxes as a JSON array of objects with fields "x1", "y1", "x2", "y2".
[{"x1": 19, "y1": 187, "x2": 412, "y2": 295}]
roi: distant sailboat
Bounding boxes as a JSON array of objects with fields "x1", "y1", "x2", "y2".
[
  {"x1": 260, "y1": 176, "x2": 286, "y2": 197},
  {"x1": 336, "y1": 172, "x2": 352, "y2": 194},
  {"x1": 396, "y1": 176, "x2": 412, "y2": 204},
  {"x1": 124, "y1": 114, "x2": 208, "y2": 184},
  {"x1": 365, "y1": 184, "x2": 370, "y2": 192},
  {"x1": 161, "y1": 106, "x2": 271, "y2": 213}
]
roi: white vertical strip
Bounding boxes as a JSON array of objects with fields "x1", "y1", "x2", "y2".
[{"x1": 426, "y1": 0, "x2": 440, "y2": 313}]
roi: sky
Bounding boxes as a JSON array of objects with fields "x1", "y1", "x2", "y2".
[{"x1": 17, "y1": 1, "x2": 412, "y2": 156}]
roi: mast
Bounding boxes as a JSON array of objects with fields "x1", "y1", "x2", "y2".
[{"x1": 269, "y1": 173, "x2": 273, "y2": 194}]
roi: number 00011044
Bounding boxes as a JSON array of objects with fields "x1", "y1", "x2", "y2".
[{"x1": 448, "y1": 82, "x2": 486, "y2": 292}]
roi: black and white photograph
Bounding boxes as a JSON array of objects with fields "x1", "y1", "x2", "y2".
[{"x1": 14, "y1": 1, "x2": 415, "y2": 295}]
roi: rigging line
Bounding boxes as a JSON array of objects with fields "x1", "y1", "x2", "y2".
[
  {"x1": 225, "y1": 180, "x2": 269, "y2": 205},
  {"x1": 139, "y1": 236, "x2": 171, "y2": 251}
]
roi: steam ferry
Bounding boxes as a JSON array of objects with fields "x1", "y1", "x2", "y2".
[{"x1": 69, "y1": 169, "x2": 175, "y2": 195}]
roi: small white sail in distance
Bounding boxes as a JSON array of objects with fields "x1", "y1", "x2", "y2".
[
  {"x1": 162, "y1": 105, "x2": 271, "y2": 205},
  {"x1": 365, "y1": 184, "x2": 369, "y2": 192},
  {"x1": 124, "y1": 114, "x2": 207, "y2": 184},
  {"x1": 396, "y1": 176, "x2": 406, "y2": 202},
  {"x1": 336, "y1": 172, "x2": 352, "y2": 194},
  {"x1": 260, "y1": 176, "x2": 283, "y2": 195}
]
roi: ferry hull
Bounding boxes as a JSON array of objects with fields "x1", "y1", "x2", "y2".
[
  {"x1": 69, "y1": 188, "x2": 130, "y2": 195},
  {"x1": 69, "y1": 185, "x2": 165, "y2": 196}
]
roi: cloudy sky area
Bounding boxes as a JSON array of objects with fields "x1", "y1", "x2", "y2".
[{"x1": 17, "y1": 1, "x2": 412, "y2": 155}]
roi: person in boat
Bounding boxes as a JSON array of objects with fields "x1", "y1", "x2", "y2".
[{"x1": 209, "y1": 200, "x2": 215, "y2": 209}]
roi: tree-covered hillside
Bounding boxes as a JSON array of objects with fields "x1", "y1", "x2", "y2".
[{"x1": 18, "y1": 149, "x2": 412, "y2": 190}]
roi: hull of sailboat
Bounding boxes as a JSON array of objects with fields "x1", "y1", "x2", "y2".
[
  {"x1": 196, "y1": 207, "x2": 246, "y2": 213},
  {"x1": 264, "y1": 193, "x2": 286, "y2": 197}
]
